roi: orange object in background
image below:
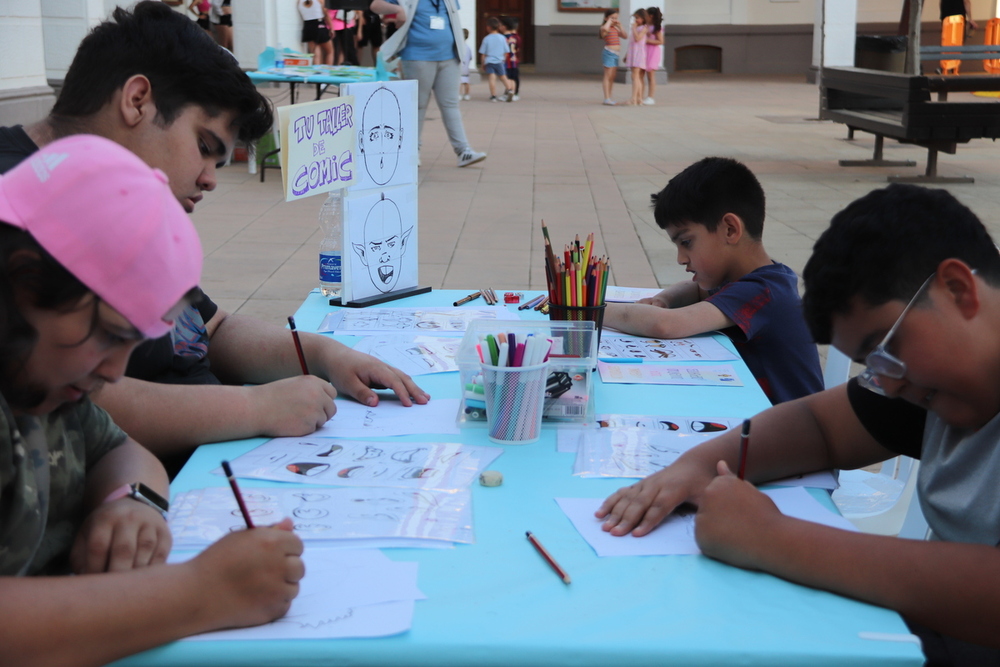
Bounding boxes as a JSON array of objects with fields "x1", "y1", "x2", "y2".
[
  {"x1": 985, "y1": 18, "x2": 1000, "y2": 74},
  {"x1": 941, "y1": 14, "x2": 965, "y2": 75}
]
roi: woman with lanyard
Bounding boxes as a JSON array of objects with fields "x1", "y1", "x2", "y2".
[{"x1": 371, "y1": 0, "x2": 486, "y2": 168}]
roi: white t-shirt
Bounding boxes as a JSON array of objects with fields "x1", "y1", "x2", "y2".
[{"x1": 298, "y1": 0, "x2": 325, "y2": 21}]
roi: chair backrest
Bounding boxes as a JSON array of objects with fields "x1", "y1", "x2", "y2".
[
  {"x1": 823, "y1": 347, "x2": 852, "y2": 390},
  {"x1": 985, "y1": 18, "x2": 1000, "y2": 74},
  {"x1": 941, "y1": 15, "x2": 965, "y2": 75}
]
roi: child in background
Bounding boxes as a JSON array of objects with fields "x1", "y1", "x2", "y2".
[
  {"x1": 502, "y1": 17, "x2": 522, "y2": 101},
  {"x1": 626, "y1": 8, "x2": 648, "y2": 105},
  {"x1": 460, "y1": 28, "x2": 473, "y2": 101},
  {"x1": 603, "y1": 157, "x2": 823, "y2": 404},
  {"x1": 600, "y1": 9, "x2": 626, "y2": 105},
  {"x1": 479, "y1": 17, "x2": 515, "y2": 103},
  {"x1": 643, "y1": 7, "x2": 663, "y2": 105}
]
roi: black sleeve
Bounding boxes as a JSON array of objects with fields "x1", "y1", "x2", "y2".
[{"x1": 846, "y1": 377, "x2": 925, "y2": 458}]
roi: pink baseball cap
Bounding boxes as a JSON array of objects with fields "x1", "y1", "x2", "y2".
[{"x1": 0, "y1": 134, "x2": 202, "y2": 339}]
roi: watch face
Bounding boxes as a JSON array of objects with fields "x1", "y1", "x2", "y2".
[{"x1": 132, "y1": 483, "x2": 170, "y2": 513}]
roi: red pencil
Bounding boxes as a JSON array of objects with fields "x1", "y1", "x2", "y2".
[
  {"x1": 221, "y1": 460, "x2": 255, "y2": 529},
  {"x1": 737, "y1": 419, "x2": 751, "y2": 480},
  {"x1": 526, "y1": 531, "x2": 571, "y2": 584},
  {"x1": 287, "y1": 315, "x2": 310, "y2": 375}
]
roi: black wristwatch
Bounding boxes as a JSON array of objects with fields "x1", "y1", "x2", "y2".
[{"x1": 104, "y1": 482, "x2": 170, "y2": 517}]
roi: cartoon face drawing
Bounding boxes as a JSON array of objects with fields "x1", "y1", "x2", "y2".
[
  {"x1": 352, "y1": 195, "x2": 413, "y2": 293},
  {"x1": 358, "y1": 87, "x2": 403, "y2": 185}
]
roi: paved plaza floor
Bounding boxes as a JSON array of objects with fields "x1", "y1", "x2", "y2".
[{"x1": 193, "y1": 72, "x2": 1000, "y2": 334}]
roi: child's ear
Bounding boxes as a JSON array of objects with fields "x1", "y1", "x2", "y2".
[
  {"x1": 118, "y1": 75, "x2": 155, "y2": 128},
  {"x1": 719, "y1": 212, "x2": 745, "y2": 244},
  {"x1": 938, "y1": 258, "x2": 980, "y2": 319}
]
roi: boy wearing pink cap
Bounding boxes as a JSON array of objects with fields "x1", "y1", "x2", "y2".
[
  {"x1": 0, "y1": 1, "x2": 429, "y2": 475},
  {"x1": 0, "y1": 135, "x2": 304, "y2": 664}
]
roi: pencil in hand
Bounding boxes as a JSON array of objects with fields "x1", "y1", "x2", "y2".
[
  {"x1": 287, "y1": 315, "x2": 310, "y2": 375},
  {"x1": 222, "y1": 460, "x2": 255, "y2": 529}
]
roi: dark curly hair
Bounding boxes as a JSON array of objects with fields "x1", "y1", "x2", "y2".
[{"x1": 802, "y1": 184, "x2": 1000, "y2": 344}]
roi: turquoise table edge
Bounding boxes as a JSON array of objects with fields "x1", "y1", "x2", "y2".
[{"x1": 111, "y1": 289, "x2": 923, "y2": 667}]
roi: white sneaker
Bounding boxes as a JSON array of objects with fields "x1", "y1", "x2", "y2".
[
  {"x1": 603, "y1": 99, "x2": 617, "y2": 106},
  {"x1": 457, "y1": 149, "x2": 486, "y2": 168},
  {"x1": 642, "y1": 97, "x2": 655, "y2": 106},
  {"x1": 490, "y1": 96, "x2": 500, "y2": 103},
  {"x1": 512, "y1": 94, "x2": 519, "y2": 101},
  {"x1": 463, "y1": 94, "x2": 471, "y2": 100},
  {"x1": 504, "y1": 89, "x2": 514, "y2": 102}
]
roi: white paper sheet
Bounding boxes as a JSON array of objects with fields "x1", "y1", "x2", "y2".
[
  {"x1": 351, "y1": 334, "x2": 461, "y2": 375},
  {"x1": 313, "y1": 398, "x2": 462, "y2": 437},
  {"x1": 604, "y1": 286, "x2": 662, "y2": 302},
  {"x1": 170, "y1": 486, "x2": 474, "y2": 548},
  {"x1": 318, "y1": 307, "x2": 517, "y2": 334},
  {"x1": 598, "y1": 362, "x2": 744, "y2": 387},
  {"x1": 224, "y1": 437, "x2": 502, "y2": 489},
  {"x1": 557, "y1": 487, "x2": 857, "y2": 557},
  {"x1": 573, "y1": 428, "x2": 730, "y2": 478},
  {"x1": 598, "y1": 335, "x2": 738, "y2": 362},
  {"x1": 179, "y1": 549, "x2": 423, "y2": 640}
]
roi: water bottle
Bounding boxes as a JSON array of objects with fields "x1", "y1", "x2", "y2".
[{"x1": 318, "y1": 189, "x2": 343, "y2": 299}]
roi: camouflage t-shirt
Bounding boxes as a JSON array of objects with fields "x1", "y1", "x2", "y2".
[{"x1": 0, "y1": 395, "x2": 127, "y2": 576}]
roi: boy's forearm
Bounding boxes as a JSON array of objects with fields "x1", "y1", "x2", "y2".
[
  {"x1": 656, "y1": 280, "x2": 702, "y2": 307},
  {"x1": 753, "y1": 518, "x2": 1000, "y2": 648},
  {"x1": 604, "y1": 301, "x2": 730, "y2": 339}
]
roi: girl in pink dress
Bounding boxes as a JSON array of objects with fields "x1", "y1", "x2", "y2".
[
  {"x1": 626, "y1": 9, "x2": 648, "y2": 105},
  {"x1": 643, "y1": 7, "x2": 663, "y2": 105}
]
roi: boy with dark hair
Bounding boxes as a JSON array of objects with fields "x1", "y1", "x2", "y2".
[
  {"x1": 604, "y1": 157, "x2": 823, "y2": 404},
  {"x1": 500, "y1": 16, "x2": 521, "y2": 101},
  {"x1": 598, "y1": 183, "x2": 1000, "y2": 664},
  {"x1": 0, "y1": 1, "x2": 429, "y2": 475}
]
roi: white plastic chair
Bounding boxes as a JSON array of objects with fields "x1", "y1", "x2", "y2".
[{"x1": 832, "y1": 456, "x2": 928, "y2": 537}]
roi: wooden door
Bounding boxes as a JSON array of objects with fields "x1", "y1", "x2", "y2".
[{"x1": 477, "y1": 0, "x2": 534, "y2": 64}]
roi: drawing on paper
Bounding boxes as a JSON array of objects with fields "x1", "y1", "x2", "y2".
[
  {"x1": 225, "y1": 437, "x2": 502, "y2": 490},
  {"x1": 352, "y1": 193, "x2": 412, "y2": 293},
  {"x1": 358, "y1": 86, "x2": 403, "y2": 186},
  {"x1": 169, "y1": 485, "x2": 475, "y2": 547},
  {"x1": 343, "y1": 185, "x2": 419, "y2": 301}
]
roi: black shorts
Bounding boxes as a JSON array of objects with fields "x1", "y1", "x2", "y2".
[
  {"x1": 196, "y1": 16, "x2": 211, "y2": 29},
  {"x1": 218, "y1": 14, "x2": 232, "y2": 26},
  {"x1": 302, "y1": 18, "x2": 331, "y2": 44},
  {"x1": 358, "y1": 11, "x2": 383, "y2": 47}
]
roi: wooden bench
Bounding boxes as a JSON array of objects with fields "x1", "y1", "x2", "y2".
[{"x1": 819, "y1": 65, "x2": 1000, "y2": 183}]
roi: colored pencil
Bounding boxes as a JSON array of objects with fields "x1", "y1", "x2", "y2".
[
  {"x1": 737, "y1": 419, "x2": 751, "y2": 480},
  {"x1": 526, "y1": 531, "x2": 571, "y2": 584},
  {"x1": 221, "y1": 460, "x2": 255, "y2": 529},
  {"x1": 454, "y1": 290, "x2": 482, "y2": 307},
  {"x1": 287, "y1": 316, "x2": 310, "y2": 375}
]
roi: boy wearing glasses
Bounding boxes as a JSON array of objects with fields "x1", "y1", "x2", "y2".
[{"x1": 597, "y1": 183, "x2": 1000, "y2": 664}]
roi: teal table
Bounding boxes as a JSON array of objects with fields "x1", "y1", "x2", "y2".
[{"x1": 113, "y1": 290, "x2": 923, "y2": 667}]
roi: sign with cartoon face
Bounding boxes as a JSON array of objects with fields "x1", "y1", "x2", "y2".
[
  {"x1": 342, "y1": 183, "x2": 418, "y2": 301},
  {"x1": 340, "y1": 80, "x2": 417, "y2": 191}
]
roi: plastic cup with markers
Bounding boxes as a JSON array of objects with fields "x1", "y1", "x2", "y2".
[{"x1": 476, "y1": 332, "x2": 553, "y2": 445}]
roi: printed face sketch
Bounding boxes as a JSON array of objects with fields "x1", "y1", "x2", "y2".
[
  {"x1": 317, "y1": 444, "x2": 344, "y2": 457},
  {"x1": 358, "y1": 87, "x2": 403, "y2": 185},
  {"x1": 351, "y1": 195, "x2": 413, "y2": 293},
  {"x1": 293, "y1": 507, "x2": 330, "y2": 519},
  {"x1": 690, "y1": 421, "x2": 728, "y2": 433},
  {"x1": 287, "y1": 462, "x2": 331, "y2": 476}
]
